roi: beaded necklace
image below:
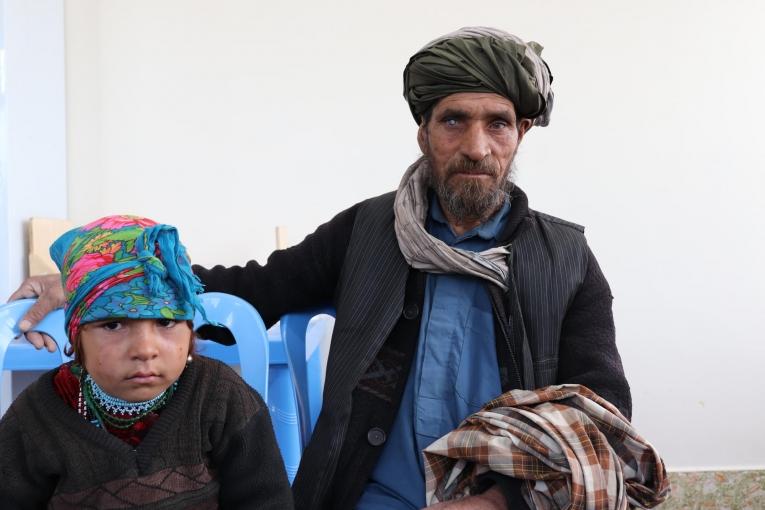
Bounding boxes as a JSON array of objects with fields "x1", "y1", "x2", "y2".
[{"x1": 79, "y1": 372, "x2": 178, "y2": 429}]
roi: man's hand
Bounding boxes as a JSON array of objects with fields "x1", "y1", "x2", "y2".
[
  {"x1": 7, "y1": 274, "x2": 65, "y2": 352},
  {"x1": 424, "y1": 485, "x2": 507, "y2": 510}
]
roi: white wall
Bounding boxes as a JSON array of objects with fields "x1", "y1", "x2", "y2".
[
  {"x1": 0, "y1": 0, "x2": 66, "y2": 415},
  {"x1": 0, "y1": 0, "x2": 66, "y2": 298},
  {"x1": 64, "y1": 0, "x2": 765, "y2": 471}
]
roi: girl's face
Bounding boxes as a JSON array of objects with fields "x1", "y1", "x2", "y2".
[{"x1": 79, "y1": 318, "x2": 192, "y2": 402}]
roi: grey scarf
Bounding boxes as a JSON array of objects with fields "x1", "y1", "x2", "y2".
[{"x1": 393, "y1": 158, "x2": 511, "y2": 290}]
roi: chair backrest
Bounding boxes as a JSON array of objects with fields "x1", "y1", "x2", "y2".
[
  {"x1": 280, "y1": 307, "x2": 335, "y2": 450},
  {"x1": 194, "y1": 293, "x2": 301, "y2": 483},
  {"x1": 0, "y1": 299, "x2": 71, "y2": 414},
  {"x1": 193, "y1": 292, "x2": 270, "y2": 399},
  {"x1": 0, "y1": 299, "x2": 71, "y2": 368}
]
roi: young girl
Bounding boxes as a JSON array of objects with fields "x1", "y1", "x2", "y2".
[{"x1": 0, "y1": 215, "x2": 292, "y2": 509}]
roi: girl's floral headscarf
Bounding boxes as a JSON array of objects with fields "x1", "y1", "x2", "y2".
[{"x1": 50, "y1": 215, "x2": 206, "y2": 342}]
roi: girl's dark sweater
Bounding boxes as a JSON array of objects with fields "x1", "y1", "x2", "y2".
[{"x1": 0, "y1": 356, "x2": 293, "y2": 509}]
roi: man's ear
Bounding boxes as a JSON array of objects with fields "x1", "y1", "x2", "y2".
[
  {"x1": 417, "y1": 123, "x2": 429, "y2": 154},
  {"x1": 517, "y1": 118, "x2": 533, "y2": 142}
]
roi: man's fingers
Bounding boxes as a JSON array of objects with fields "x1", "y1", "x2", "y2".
[
  {"x1": 6, "y1": 275, "x2": 65, "y2": 349},
  {"x1": 23, "y1": 331, "x2": 46, "y2": 350},
  {"x1": 19, "y1": 281, "x2": 65, "y2": 331},
  {"x1": 18, "y1": 330, "x2": 58, "y2": 352},
  {"x1": 7, "y1": 275, "x2": 66, "y2": 349},
  {"x1": 8, "y1": 284, "x2": 38, "y2": 302},
  {"x1": 7, "y1": 274, "x2": 63, "y2": 304},
  {"x1": 42, "y1": 334, "x2": 58, "y2": 353},
  {"x1": 19, "y1": 297, "x2": 58, "y2": 332}
]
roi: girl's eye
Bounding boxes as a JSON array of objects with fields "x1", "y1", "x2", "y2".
[
  {"x1": 157, "y1": 318, "x2": 177, "y2": 328},
  {"x1": 101, "y1": 321, "x2": 123, "y2": 331}
]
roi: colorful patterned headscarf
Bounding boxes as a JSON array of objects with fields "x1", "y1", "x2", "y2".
[
  {"x1": 403, "y1": 27, "x2": 554, "y2": 126},
  {"x1": 50, "y1": 215, "x2": 205, "y2": 342}
]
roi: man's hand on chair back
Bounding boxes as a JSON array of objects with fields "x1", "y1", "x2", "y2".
[{"x1": 7, "y1": 274, "x2": 64, "y2": 352}]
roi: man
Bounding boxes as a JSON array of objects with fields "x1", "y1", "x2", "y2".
[{"x1": 12, "y1": 27, "x2": 630, "y2": 510}]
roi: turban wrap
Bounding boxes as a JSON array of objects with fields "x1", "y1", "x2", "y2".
[
  {"x1": 50, "y1": 215, "x2": 207, "y2": 343},
  {"x1": 403, "y1": 27, "x2": 554, "y2": 126}
]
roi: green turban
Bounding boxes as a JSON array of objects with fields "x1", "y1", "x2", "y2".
[{"x1": 403, "y1": 27, "x2": 554, "y2": 126}]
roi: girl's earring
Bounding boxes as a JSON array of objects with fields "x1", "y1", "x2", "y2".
[{"x1": 186, "y1": 354, "x2": 193, "y2": 364}]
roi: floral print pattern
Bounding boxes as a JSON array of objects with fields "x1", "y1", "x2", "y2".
[{"x1": 49, "y1": 215, "x2": 203, "y2": 342}]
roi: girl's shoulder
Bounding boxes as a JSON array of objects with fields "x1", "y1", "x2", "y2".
[
  {"x1": 187, "y1": 355, "x2": 267, "y2": 418},
  {"x1": 190, "y1": 354, "x2": 251, "y2": 388},
  {"x1": 4, "y1": 367, "x2": 64, "y2": 420},
  {"x1": 0, "y1": 366, "x2": 77, "y2": 463}
]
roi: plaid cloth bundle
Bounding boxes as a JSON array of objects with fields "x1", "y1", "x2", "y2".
[{"x1": 423, "y1": 384, "x2": 670, "y2": 509}]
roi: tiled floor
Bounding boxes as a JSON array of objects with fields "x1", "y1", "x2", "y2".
[{"x1": 660, "y1": 471, "x2": 765, "y2": 509}]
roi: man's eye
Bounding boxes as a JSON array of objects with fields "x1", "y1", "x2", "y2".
[
  {"x1": 443, "y1": 118, "x2": 459, "y2": 127},
  {"x1": 490, "y1": 120, "x2": 508, "y2": 129},
  {"x1": 157, "y1": 319, "x2": 177, "y2": 328}
]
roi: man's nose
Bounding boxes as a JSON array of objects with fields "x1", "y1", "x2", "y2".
[
  {"x1": 130, "y1": 322, "x2": 160, "y2": 360},
  {"x1": 460, "y1": 125, "x2": 491, "y2": 161}
]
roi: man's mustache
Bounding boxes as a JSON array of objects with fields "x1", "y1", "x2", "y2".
[{"x1": 445, "y1": 157, "x2": 499, "y2": 178}]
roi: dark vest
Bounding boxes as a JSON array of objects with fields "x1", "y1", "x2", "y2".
[{"x1": 292, "y1": 190, "x2": 589, "y2": 510}]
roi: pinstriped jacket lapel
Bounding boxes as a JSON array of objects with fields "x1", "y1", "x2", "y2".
[
  {"x1": 325, "y1": 191, "x2": 409, "y2": 398},
  {"x1": 302, "y1": 192, "x2": 409, "y2": 508}
]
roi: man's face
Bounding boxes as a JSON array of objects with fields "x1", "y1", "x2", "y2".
[{"x1": 418, "y1": 92, "x2": 532, "y2": 224}]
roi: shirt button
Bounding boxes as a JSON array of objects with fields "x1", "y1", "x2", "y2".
[
  {"x1": 367, "y1": 427, "x2": 387, "y2": 446},
  {"x1": 402, "y1": 303, "x2": 419, "y2": 320}
]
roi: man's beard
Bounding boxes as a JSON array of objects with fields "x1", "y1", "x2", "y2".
[{"x1": 428, "y1": 156, "x2": 514, "y2": 222}]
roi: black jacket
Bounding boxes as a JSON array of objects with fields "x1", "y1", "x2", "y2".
[{"x1": 195, "y1": 186, "x2": 631, "y2": 510}]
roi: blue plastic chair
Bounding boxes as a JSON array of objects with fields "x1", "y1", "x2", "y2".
[
  {"x1": 263, "y1": 328, "x2": 301, "y2": 483},
  {"x1": 193, "y1": 292, "x2": 270, "y2": 398},
  {"x1": 191, "y1": 293, "x2": 301, "y2": 482},
  {"x1": 0, "y1": 298, "x2": 70, "y2": 367},
  {"x1": 0, "y1": 299, "x2": 71, "y2": 413},
  {"x1": 280, "y1": 307, "x2": 335, "y2": 450}
]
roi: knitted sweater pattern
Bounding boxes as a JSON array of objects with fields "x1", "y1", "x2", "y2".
[{"x1": 0, "y1": 356, "x2": 292, "y2": 510}]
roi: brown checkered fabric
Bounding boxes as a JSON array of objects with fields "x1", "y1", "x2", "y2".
[{"x1": 423, "y1": 384, "x2": 670, "y2": 509}]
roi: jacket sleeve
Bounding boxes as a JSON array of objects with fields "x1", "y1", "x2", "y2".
[
  {"x1": 556, "y1": 245, "x2": 632, "y2": 419},
  {"x1": 192, "y1": 203, "x2": 359, "y2": 327}
]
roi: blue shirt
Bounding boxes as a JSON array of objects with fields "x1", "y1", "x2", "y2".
[{"x1": 357, "y1": 196, "x2": 509, "y2": 510}]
